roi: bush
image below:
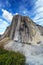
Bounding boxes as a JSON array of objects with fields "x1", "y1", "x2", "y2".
[{"x1": 0, "y1": 48, "x2": 25, "y2": 65}]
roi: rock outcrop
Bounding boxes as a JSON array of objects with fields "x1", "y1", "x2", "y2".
[{"x1": 0, "y1": 14, "x2": 43, "y2": 45}]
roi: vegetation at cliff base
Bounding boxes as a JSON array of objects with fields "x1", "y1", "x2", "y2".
[{"x1": 0, "y1": 48, "x2": 25, "y2": 65}]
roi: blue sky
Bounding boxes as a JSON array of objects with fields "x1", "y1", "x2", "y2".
[{"x1": 0, "y1": 0, "x2": 43, "y2": 34}]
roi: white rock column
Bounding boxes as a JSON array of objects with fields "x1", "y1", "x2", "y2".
[{"x1": 14, "y1": 15, "x2": 21, "y2": 42}]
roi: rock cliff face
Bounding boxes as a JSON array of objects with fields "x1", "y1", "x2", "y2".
[
  {"x1": 0, "y1": 15, "x2": 43, "y2": 45},
  {"x1": 0, "y1": 14, "x2": 43, "y2": 65}
]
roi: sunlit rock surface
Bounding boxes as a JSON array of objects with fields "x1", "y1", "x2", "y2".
[{"x1": 4, "y1": 40, "x2": 43, "y2": 65}]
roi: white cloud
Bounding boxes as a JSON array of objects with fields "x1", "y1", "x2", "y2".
[
  {"x1": 33, "y1": 12, "x2": 43, "y2": 22},
  {"x1": 36, "y1": 19, "x2": 43, "y2": 22},
  {"x1": 0, "y1": 19, "x2": 3, "y2": 22},
  {"x1": 35, "y1": 0, "x2": 43, "y2": 6},
  {"x1": 23, "y1": 10, "x2": 28, "y2": 14},
  {"x1": 36, "y1": 20, "x2": 43, "y2": 26},
  {"x1": 33, "y1": 0, "x2": 43, "y2": 14},
  {"x1": 36, "y1": 7, "x2": 43, "y2": 13},
  {"x1": 2, "y1": 9, "x2": 13, "y2": 22},
  {"x1": 0, "y1": 19, "x2": 9, "y2": 34},
  {"x1": 14, "y1": 13, "x2": 19, "y2": 15}
]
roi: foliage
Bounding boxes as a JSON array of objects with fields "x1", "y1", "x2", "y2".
[{"x1": 0, "y1": 48, "x2": 25, "y2": 65}]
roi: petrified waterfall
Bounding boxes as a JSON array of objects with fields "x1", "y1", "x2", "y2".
[
  {"x1": 13, "y1": 15, "x2": 21, "y2": 42},
  {"x1": 9, "y1": 15, "x2": 30, "y2": 43},
  {"x1": 0, "y1": 14, "x2": 43, "y2": 44}
]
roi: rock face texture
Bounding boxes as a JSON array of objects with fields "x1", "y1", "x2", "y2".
[{"x1": 0, "y1": 15, "x2": 43, "y2": 44}]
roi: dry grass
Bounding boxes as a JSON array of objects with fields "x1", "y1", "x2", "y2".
[{"x1": 0, "y1": 37, "x2": 10, "y2": 47}]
